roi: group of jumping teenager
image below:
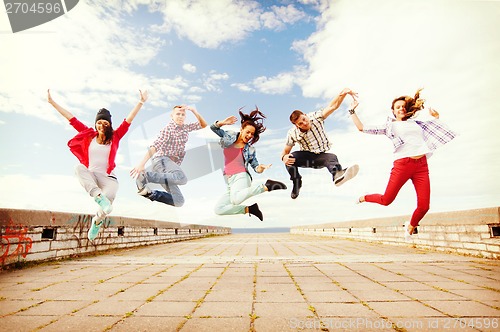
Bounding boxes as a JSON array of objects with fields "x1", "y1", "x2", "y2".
[{"x1": 47, "y1": 87, "x2": 456, "y2": 242}]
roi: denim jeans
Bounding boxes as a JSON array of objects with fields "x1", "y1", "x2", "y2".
[
  {"x1": 286, "y1": 151, "x2": 342, "y2": 186},
  {"x1": 214, "y1": 172, "x2": 265, "y2": 216},
  {"x1": 139, "y1": 157, "x2": 188, "y2": 207}
]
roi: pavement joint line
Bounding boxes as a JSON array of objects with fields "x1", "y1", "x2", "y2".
[
  {"x1": 283, "y1": 263, "x2": 328, "y2": 331},
  {"x1": 314, "y1": 262, "x2": 415, "y2": 331},
  {"x1": 338, "y1": 261, "x2": 500, "y2": 325},
  {"x1": 32, "y1": 263, "x2": 163, "y2": 331},
  {"x1": 62, "y1": 254, "x2": 479, "y2": 265},
  {"x1": 249, "y1": 262, "x2": 258, "y2": 332},
  {"x1": 104, "y1": 263, "x2": 205, "y2": 331},
  {"x1": 355, "y1": 262, "x2": 460, "y2": 323},
  {"x1": 175, "y1": 263, "x2": 230, "y2": 331}
]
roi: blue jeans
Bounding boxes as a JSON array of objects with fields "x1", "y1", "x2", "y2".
[{"x1": 139, "y1": 157, "x2": 187, "y2": 207}]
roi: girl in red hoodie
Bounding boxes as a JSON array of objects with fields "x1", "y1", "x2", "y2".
[{"x1": 48, "y1": 89, "x2": 148, "y2": 240}]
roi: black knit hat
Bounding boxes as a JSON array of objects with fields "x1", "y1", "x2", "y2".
[{"x1": 95, "y1": 108, "x2": 112, "y2": 125}]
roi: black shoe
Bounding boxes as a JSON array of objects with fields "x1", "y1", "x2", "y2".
[
  {"x1": 291, "y1": 179, "x2": 302, "y2": 199},
  {"x1": 265, "y1": 179, "x2": 287, "y2": 192},
  {"x1": 248, "y1": 203, "x2": 263, "y2": 221}
]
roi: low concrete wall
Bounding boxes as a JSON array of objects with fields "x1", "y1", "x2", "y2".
[
  {"x1": 291, "y1": 207, "x2": 500, "y2": 259},
  {"x1": 0, "y1": 208, "x2": 231, "y2": 268}
]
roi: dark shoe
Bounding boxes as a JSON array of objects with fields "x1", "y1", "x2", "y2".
[
  {"x1": 265, "y1": 179, "x2": 287, "y2": 192},
  {"x1": 248, "y1": 203, "x2": 263, "y2": 221},
  {"x1": 291, "y1": 179, "x2": 302, "y2": 199}
]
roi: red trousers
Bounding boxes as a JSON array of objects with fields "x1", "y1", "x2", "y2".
[{"x1": 365, "y1": 156, "x2": 430, "y2": 227}]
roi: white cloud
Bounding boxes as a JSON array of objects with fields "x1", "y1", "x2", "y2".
[
  {"x1": 252, "y1": 70, "x2": 301, "y2": 95},
  {"x1": 183, "y1": 63, "x2": 197, "y2": 73},
  {"x1": 152, "y1": 0, "x2": 262, "y2": 49},
  {"x1": 151, "y1": 0, "x2": 310, "y2": 49},
  {"x1": 203, "y1": 71, "x2": 229, "y2": 92},
  {"x1": 231, "y1": 83, "x2": 254, "y2": 93},
  {"x1": 261, "y1": 4, "x2": 307, "y2": 30}
]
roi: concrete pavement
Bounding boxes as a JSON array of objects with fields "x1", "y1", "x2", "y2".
[{"x1": 1, "y1": 233, "x2": 499, "y2": 331}]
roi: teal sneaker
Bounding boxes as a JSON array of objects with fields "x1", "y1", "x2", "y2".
[
  {"x1": 88, "y1": 215, "x2": 103, "y2": 241},
  {"x1": 94, "y1": 194, "x2": 112, "y2": 214}
]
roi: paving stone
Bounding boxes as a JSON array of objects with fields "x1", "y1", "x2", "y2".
[
  {"x1": 193, "y1": 301, "x2": 253, "y2": 317},
  {"x1": 422, "y1": 300, "x2": 500, "y2": 316},
  {"x1": 367, "y1": 301, "x2": 445, "y2": 317},
  {"x1": 109, "y1": 316, "x2": 185, "y2": 331}
]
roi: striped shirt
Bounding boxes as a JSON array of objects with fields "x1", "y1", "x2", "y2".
[
  {"x1": 151, "y1": 121, "x2": 202, "y2": 165},
  {"x1": 363, "y1": 117, "x2": 457, "y2": 157},
  {"x1": 285, "y1": 111, "x2": 330, "y2": 154}
]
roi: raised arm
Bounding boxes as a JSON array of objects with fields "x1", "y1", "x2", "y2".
[
  {"x1": 47, "y1": 89, "x2": 74, "y2": 121},
  {"x1": 186, "y1": 105, "x2": 208, "y2": 128},
  {"x1": 348, "y1": 97, "x2": 364, "y2": 131},
  {"x1": 125, "y1": 90, "x2": 148, "y2": 124},
  {"x1": 322, "y1": 88, "x2": 358, "y2": 119}
]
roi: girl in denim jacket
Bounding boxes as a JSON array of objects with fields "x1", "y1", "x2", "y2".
[{"x1": 211, "y1": 108, "x2": 287, "y2": 221}]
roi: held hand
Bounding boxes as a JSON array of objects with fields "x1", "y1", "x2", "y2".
[
  {"x1": 429, "y1": 107, "x2": 439, "y2": 119},
  {"x1": 340, "y1": 88, "x2": 358, "y2": 98},
  {"x1": 283, "y1": 154, "x2": 295, "y2": 166},
  {"x1": 139, "y1": 90, "x2": 149, "y2": 103},
  {"x1": 350, "y1": 97, "x2": 359, "y2": 111}
]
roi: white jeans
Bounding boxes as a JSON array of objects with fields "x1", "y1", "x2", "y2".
[
  {"x1": 75, "y1": 164, "x2": 119, "y2": 214},
  {"x1": 214, "y1": 172, "x2": 265, "y2": 216}
]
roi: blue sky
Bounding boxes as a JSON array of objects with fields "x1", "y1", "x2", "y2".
[{"x1": 1, "y1": 0, "x2": 499, "y2": 229}]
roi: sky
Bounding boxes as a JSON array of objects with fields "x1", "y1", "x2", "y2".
[{"x1": 1, "y1": 0, "x2": 499, "y2": 229}]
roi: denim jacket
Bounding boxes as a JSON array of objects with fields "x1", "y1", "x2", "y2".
[{"x1": 210, "y1": 122, "x2": 259, "y2": 177}]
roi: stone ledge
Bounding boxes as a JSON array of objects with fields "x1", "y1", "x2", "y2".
[
  {"x1": 291, "y1": 207, "x2": 500, "y2": 259},
  {"x1": 1, "y1": 208, "x2": 231, "y2": 268}
]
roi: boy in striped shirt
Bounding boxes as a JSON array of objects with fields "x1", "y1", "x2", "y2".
[{"x1": 281, "y1": 88, "x2": 359, "y2": 199}]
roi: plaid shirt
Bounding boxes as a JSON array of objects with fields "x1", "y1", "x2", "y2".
[
  {"x1": 285, "y1": 111, "x2": 330, "y2": 154},
  {"x1": 363, "y1": 117, "x2": 457, "y2": 154},
  {"x1": 151, "y1": 121, "x2": 202, "y2": 165}
]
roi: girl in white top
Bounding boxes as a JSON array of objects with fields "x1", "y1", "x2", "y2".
[{"x1": 349, "y1": 89, "x2": 457, "y2": 241}]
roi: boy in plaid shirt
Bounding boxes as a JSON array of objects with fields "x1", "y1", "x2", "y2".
[{"x1": 131, "y1": 105, "x2": 207, "y2": 206}]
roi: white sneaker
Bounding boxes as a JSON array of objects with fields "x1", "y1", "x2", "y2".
[
  {"x1": 88, "y1": 214, "x2": 105, "y2": 241},
  {"x1": 404, "y1": 221, "x2": 413, "y2": 242},
  {"x1": 335, "y1": 164, "x2": 359, "y2": 187}
]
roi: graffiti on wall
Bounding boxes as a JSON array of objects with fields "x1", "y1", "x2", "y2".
[
  {"x1": 66, "y1": 214, "x2": 113, "y2": 247},
  {"x1": 1, "y1": 219, "x2": 33, "y2": 265}
]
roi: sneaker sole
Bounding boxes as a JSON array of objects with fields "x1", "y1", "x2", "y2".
[
  {"x1": 335, "y1": 164, "x2": 359, "y2": 187},
  {"x1": 137, "y1": 187, "x2": 151, "y2": 196}
]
